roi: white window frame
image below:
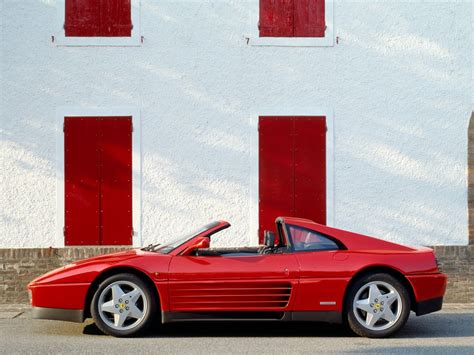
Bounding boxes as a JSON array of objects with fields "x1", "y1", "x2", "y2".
[
  {"x1": 247, "y1": 0, "x2": 334, "y2": 47},
  {"x1": 54, "y1": 0, "x2": 141, "y2": 46},
  {"x1": 55, "y1": 107, "x2": 142, "y2": 247},
  {"x1": 249, "y1": 108, "x2": 335, "y2": 246}
]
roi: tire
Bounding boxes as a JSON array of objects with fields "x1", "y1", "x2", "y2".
[
  {"x1": 91, "y1": 273, "x2": 156, "y2": 337},
  {"x1": 346, "y1": 273, "x2": 410, "y2": 338}
]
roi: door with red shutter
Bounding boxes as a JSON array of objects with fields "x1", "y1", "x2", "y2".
[
  {"x1": 258, "y1": 116, "x2": 326, "y2": 243},
  {"x1": 64, "y1": 116, "x2": 133, "y2": 246}
]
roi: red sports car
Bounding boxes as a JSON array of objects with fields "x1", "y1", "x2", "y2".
[{"x1": 28, "y1": 217, "x2": 447, "y2": 338}]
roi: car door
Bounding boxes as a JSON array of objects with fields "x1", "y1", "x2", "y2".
[
  {"x1": 286, "y1": 224, "x2": 350, "y2": 313},
  {"x1": 168, "y1": 253, "x2": 299, "y2": 313}
]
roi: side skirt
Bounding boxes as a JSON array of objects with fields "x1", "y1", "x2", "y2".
[{"x1": 162, "y1": 311, "x2": 341, "y2": 324}]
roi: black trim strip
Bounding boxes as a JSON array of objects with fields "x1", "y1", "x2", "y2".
[
  {"x1": 32, "y1": 307, "x2": 84, "y2": 323},
  {"x1": 415, "y1": 296, "x2": 443, "y2": 316},
  {"x1": 162, "y1": 311, "x2": 341, "y2": 324}
]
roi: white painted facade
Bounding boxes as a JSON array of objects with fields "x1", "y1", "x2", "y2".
[{"x1": 0, "y1": 0, "x2": 471, "y2": 248}]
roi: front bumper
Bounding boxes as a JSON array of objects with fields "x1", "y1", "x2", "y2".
[{"x1": 32, "y1": 306, "x2": 84, "y2": 323}]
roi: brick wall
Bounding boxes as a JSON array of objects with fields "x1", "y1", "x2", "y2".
[
  {"x1": 1, "y1": 246, "x2": 472, "y2": 304},
  {"x1": 432, "y1": 246, "x2": 473, "y2": 303}
]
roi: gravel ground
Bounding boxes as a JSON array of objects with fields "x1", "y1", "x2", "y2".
[{"x1": 0, "y1": 305, "x2": 473, "y2": 354}]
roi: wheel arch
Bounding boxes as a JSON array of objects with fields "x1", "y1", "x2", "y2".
[
  {"x1": 84, "y1": 266, "x2": 161, "y2": 320},
  {"x1": 342, "y1": 265, "x2": 416, "y2": 315}
]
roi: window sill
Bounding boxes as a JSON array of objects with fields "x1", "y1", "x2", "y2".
[
  {"x1": 247, "y1": 36, "x2": 334, "y2": 48},
  {"x1": 53, "y1": 35, "x2": 142, "y2": 47}
]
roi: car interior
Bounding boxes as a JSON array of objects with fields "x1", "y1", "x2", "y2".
[
  {"x1": 193, "y1": 230, "x2": 283, "y2": 257},
  {"x1": 189, "y1": 222, "x2": 341, "y2": 257}
]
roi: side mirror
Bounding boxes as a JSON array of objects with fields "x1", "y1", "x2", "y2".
[
  {"x1": 181, "y1": 236, "x2": 210, "y2": 256},
  {"x1": 263, "y1": 231, "x2": 275, "y2": 248}
]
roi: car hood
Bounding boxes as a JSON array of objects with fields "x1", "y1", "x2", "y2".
[{"x1": 29, "y1": 249, "x2": 146, "y2": 285}]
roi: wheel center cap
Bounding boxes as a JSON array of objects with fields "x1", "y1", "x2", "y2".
[
  {"x1": 374, "y1": 303, "x2": 381, "y2": 309},
  {"x1": 119, "y1": 303, "x2": 126, "y2": 310}
]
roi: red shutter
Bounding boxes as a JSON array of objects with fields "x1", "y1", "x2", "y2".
[
  {"x1": 259, "y1": 0, "x2": 325, "y2": 38},
  {"x1": 100, "y1": 117, "x2": 133, "y2": 245},
  {"x1": 294, "y1": 0, "x2": 325, "y2": 37},
  {"x1": 65, "y1": 0, "x2": 132, "y2": 37},
  {"x1": 102, "y1": 0, "x2": 132, "y2": 37},
  {"x1": 293, "y1": 117, "x2": 326, "y2": 223},
  {"x1": 259, "y1": 117, "x2": 294, "y2": 242},
  {"x1": 258, "y1": 116, "x2": 326, "y2": 243},
  {"x1": 65, "y1": 0, "x2": 101, "y2": 37},
  {"x1": 64, "y1": 117, "x2": 101, "y2": 245},
  {"x1": 64, "y1": 117, "x2": 132, "y2": 246},
  {"x1": 259, "y1": 0, "x2": 294, "y2": 37}
]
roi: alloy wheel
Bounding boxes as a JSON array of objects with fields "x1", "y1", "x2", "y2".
[
  {"x1": 352, "y1": 281, "x2": 402, "y2": 331},
  {"x1": 97, "y1": 280, "x2": 148, "y2": 331}
]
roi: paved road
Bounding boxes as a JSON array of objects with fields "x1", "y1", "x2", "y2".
[{"x1": 0, "y1": 307, "x2": 473, "y2": 354}]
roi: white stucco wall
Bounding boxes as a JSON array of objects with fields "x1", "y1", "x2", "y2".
[{"x1": 1, "y1": 0, "x2": 471, "y2": 248}]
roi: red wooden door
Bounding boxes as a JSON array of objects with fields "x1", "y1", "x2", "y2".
[
  {"x1": 64, "y1": 116, "x2": 132, "y2": 245},
  {"x1": 258, "y1": 116, "x2": 326, "y2": 243}
]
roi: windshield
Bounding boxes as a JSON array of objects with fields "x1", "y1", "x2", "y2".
[{"x1": 147, "y1": 221, "x2": 220, "y2": 254}]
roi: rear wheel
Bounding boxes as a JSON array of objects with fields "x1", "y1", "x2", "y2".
[
  {"x1": 91, "y1": 273, "x2": 155, "y2": 337},
  {"x1": 346, "y1": 273, "x2": 410, "y2": 338}
]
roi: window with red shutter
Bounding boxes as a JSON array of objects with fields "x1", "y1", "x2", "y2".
[
  {"x1": 65, "y1": 0, "x2": 132, "y2": 37},
  {"x1": 258, "y1": 116, "x2": 327, "y2": 243},
  {"x1": 259, "y1": 0, "x2": 326, "y2": 38}
]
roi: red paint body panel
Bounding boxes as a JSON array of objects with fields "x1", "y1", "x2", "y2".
[
  {"x1": 65, "y1": 0, "x2": 132, "y2": 37},
  {"x1": 406, "y1": 274, "x2": 447, "y2": 301},
  {"x1": 259, "y1": 0, "x2": 325, "y2": 37},
  {"x1": 29, "y1": 283, "x2": 89, "y2": 309},
  {"x1": 259, "y1": 117, "x2": 326, "y2": 243},
  {"x1": 168, "y1": 254, "x2": 298, "y2": 311},
  {"x1": 64, "y1": 117, "x2": 132, "y2": 246},
  {"x1": 28, "y1": 218, "x2": 447, "y2": 321}
]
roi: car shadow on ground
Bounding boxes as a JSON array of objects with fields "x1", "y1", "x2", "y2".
[{"x1": 82, "y1": 312, "x2": 474, "y2": 339}]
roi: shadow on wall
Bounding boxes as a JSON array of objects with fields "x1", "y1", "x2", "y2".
[{"x1": 0, "y1": 0, "x2": 470, "y2": 247}]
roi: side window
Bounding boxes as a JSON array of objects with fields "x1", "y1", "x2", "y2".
[{"x1": 287, "y1": 225, "x2": 339, "y2": 252}]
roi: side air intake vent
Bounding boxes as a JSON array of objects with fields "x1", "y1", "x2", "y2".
[{"x1": 170, "y1": 281, "x2": 292, "y2": 311}]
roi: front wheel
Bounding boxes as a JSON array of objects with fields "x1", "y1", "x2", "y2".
[
  {"x1": 91, "y1": 273, "x2": 156, "y2": 337},
  {"x1": 346, "y1": 273, "x2": 410, "y2": 338}
]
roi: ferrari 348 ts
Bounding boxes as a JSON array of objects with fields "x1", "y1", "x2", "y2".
[{"x1": 28, "y1": 217, "x2": 447, "y2": 338}]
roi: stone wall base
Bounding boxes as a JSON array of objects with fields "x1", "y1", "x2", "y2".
[{"x1": 0, "y1": 246, "x2": 472, "y2": 304}]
